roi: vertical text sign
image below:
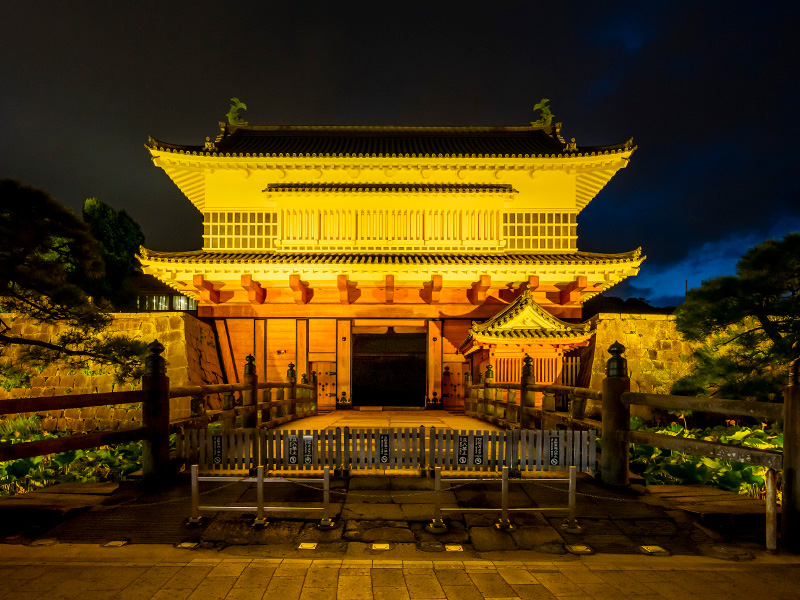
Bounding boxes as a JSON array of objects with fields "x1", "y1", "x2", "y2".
[
  {"x1": 379, "y1": 434, "x2": 390, "y2": 464},
  {"x1": 473, "y1": 436, "x2": 484, "y2": 466},
  {"x1": 288, "y1": 435, "x2": 299, "y2": 465},
  {"x1": 457, "y1": 435, "x2": 469, "y2": 465},
  {"x1": 212, "y1": 435, "x2": 222, "y2": 465},
  {"x1": 303, "y1": 435, "x2": 313, "y2": 465},
  {"x1": 549, "y1": 436, "x2": 560, "y2": 466}
]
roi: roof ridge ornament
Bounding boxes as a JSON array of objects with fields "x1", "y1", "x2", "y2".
[
  {"x1": 226, "y1": 97, "x2": 249, "y2": 126},
  {"x1": 531, "y1": 98, "x2": 554, "y2": 127}
]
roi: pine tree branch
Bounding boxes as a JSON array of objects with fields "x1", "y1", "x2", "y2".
[
  {"x1": 0, "y1": 332, "x2": 110, "y2": 362},
  {"x1": 712, "y1": 326, "x2": 764, "y2": 348}
]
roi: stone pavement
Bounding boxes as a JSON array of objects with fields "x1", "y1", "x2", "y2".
[{"x1": 1, "y1": 543, "x2": 800, "y2": 600}]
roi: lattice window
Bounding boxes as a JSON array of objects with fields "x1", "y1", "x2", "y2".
[
  {"x1": 502, "y1": 212, "x2": 577, "y2": 251},
  {"x1": 203, "y1": 212, "x2": 278, "y2": 250}
]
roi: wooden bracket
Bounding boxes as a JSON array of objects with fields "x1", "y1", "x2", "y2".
[
  {"x1": 560, "y1": 275, "x2": 588, "y2": 305},
  {"x1": 337, "y1": 274, "x2": 354, "y2": 305},
  {"x1": 468, "y1": 275, "x2": 491, "y2": 305},
  {"x1": 385, "y1": 275, "x2": 395, "y2": 305},
  {"x1": 526, "y1": 275, "x2": 542, "y2": 292},
  {"x1": 289, "y1": 274, "x2": 309, "y2": 305},
  {"x1": 192, "y1": 274, "x2": 220, "y2": 304},
  {"x1": 241, "y1": 275, "x2": 266, "y2": 304},
  {"x1": 429, "y1": 275, "x2": 443, "y2": 304}
]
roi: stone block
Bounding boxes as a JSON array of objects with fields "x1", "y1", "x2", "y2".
[
  {"x1": 169, "y1": 315, "x2": 183, "y2": 330},
  {"x1": 63, "y1": 408, "x2": 80, "y2": 419},
  {"x1": 114, "y1": 408, "x2": 128, "y2": 420},
  {"x1": 56, "y1": 418, "x2": 68, "y2": 431},
  {"x1": 84, "y1": 418, "x2": 98, "y2": 431},
  {"x1": 41, "y1": 418, "x2": 57, "y2": 431},
  {"x1": 155, "y1": 317, "x2": 170, "y2": 332},
  {"x1": 95, "y1": 406, "x2": 111, "y2": 420}
]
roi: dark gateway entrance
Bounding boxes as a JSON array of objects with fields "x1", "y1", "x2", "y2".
[{"x1": 352, "y1": 331, "x2": 426, "y2": 407}]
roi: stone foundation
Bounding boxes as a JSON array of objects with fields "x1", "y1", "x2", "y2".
[{"x1": 0, "y1": 312, "x2": 224, "y2": 430}]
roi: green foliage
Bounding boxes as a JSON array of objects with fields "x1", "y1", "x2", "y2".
[
  {"x1": 0, "y1": 416, "x2": 177, "y2": 496},
  {"x1": 673, "y1": 233, "x2": 800, "y2": 401},
  {"x1": 0, "y1": 180, "x2": 148, "y2": 382},
  {"x1": 0, "y1": 363, "x2": 31, "y2": 391},
  {"x1": 627, "y1": 418, "x2": 782, "y2": 497},
  {"x1": 79, "y1": 197, "x2": 145, "y2": 310}
]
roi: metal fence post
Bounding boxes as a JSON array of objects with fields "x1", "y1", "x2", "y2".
[
  {"x1": 243, "y1": 354, "x2": 258, "y2": 428},
  {"x1": 782, "y1": 356, "x2": 800, "y2": 550},
  {"x1": 427, "y1": 466, "x2": 447, "y2": 533},
  {"x1": 601, "y1": 341, "x2": 630, "y2": 486},
  {"x1": 142, "y1": 340, "x2": 171, "y2": 484},
  {"x1": 520, "y1": 355, "x2": 535, "y2": 429},
  {"x1": 484, "y1": 364, "x2": 495, "y2": 419}
]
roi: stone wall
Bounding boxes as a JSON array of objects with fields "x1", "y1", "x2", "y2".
[
  {"x1": 0, "y1": 312, "x2": 224, "y2": 430},
  {"x1": 580, "y1": 313, "x2": 699, "y2": 418}
]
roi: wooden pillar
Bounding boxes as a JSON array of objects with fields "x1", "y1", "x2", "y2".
[
  {"x1": 601, "y1": 341, "x2": 630, "y2": 486},
  {"x1": 243, "y1": 354, "x2": 257, "y2": 428},
  {"x1": 286, "y1": 362, "x2": 297, "y2": 416},
  {"x1": 296, "y1": 320, "x2": 308, "y2": 386},
  {"x1": 520, "y1": 355, "x2": 535, "y2": 429},
  {"x1": 141, "y1": 340, "x2": 171, "y2": 485},
  {"x1": 336, "y1": 320, "x2": 351, "y2": 405},
  {"x1": 782, "y1": 357, "x2": 800, "y2": 550},
  {"x1": 427, "y1": 320, "x2": 442, "y2": 406},
  {"x1": 484, "y1": 364, "x2": 495, "y2": 418}
]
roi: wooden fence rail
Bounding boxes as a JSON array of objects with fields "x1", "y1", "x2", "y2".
[{"x1": 0, "y1": 342, "x2": 318, "y2": 483}]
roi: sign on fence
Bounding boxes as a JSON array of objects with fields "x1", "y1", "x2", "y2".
[
  {"x1": 457, "y1": 435, "x2": 469, "y2": 465},
  {"x1": 549, "y1": 436, "x2": 560, "y2": 466},
  {"x1": 212, "y1": 435, "x2": 222, "y2": 465},
  {"x1": 303, "y1": 435, "x2": 313, "y2": 465},
  {"x1": 288, "y1": 434, "x2": 299, "y2": 464},
  {"x1": 473, "y1": 436, "x2": 484, "y2": 465},
  {"x1": 379, "y1": 434, "x2": 390, "y2": 464}
]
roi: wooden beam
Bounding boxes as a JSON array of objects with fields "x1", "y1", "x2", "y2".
[
  {"x1": 193, "y1": 274, "x2": 220, "y2": 304},
  {"x1": 337, "y1": 274, "x2": 352, "y2": 305},
  {"x1": 526, "y1": 275, "x2": 541, "y2": 291},
  {"x1": 428, "y1": 275, "x2": 443, "y2": 304},
  {"x1": 467, "y1": 275, "x2": 491, "y2": 305},
  {"x1": 559, "y1": 275, "x2": 588, "y2": 305},
  {"x1": 241, "y1": 275, "x2": 266, "y2": 304},
  {"x1": 289, "y1": 274, "x2": 309, "y2": 304},
  {"x1": 385, "y1": 275, "x2": 395, "y2": 304}
]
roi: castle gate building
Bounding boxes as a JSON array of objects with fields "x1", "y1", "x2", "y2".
[{"x1": 138, "y1": 120, "x2": 643, "y2": 410}]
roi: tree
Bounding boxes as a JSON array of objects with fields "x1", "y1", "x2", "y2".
[
  {"x1": 0, "y1": 180, "x2": 147, "y2": 383},
  {"x1": 78, "y1": 197, "x2": 145, "y2": 310},
  {"x1": 672, "y1": 233, "x2": 800, "y2": 401}
]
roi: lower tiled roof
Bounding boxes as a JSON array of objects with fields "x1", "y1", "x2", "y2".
[{"x1": 139, "y1": 248, "x2": 643, "y2": 266}]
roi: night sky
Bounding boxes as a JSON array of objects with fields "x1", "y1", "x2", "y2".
[{"x1": 3, "y1": 2, "x2": 798, "y2": 306}]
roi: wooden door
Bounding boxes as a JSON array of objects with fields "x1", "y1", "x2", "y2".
[
  {"x1": 443, "y1": 362, "x2": 466, "y2": 410},
  {"x1": 312, "y1": 361, "x2": 337, "y2": 411}
]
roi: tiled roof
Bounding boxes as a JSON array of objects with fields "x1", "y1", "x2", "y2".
[
  {"x1": 265, "y1": 183, "x2": 516, "y2": 194},
  {"x1": 148, "y1": 125, "x2": 633, "y2": 159},
  {"x1": 138, "y1": 248, "x2": 643, "y2": 266}
]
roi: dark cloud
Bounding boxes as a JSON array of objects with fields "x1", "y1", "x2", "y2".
[{"x1": 2, "y1": 2, "x2": 798, "y2": 298}]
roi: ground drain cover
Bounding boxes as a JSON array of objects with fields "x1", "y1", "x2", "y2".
[
  {"x1": 103, "y1": 540, "x2": 128, "y2": 548},
  {"x1": 566, "y1": 544, "x2": 593, "y2": 555},
  {"x1": 298, "y1": 542, "x2": 317, "y2": 550},
  {"x1": 639, "y1": 545, "x2": 670, "y2": 556},
  {"x1": 445, "y1": 544, "x2": 463, "y2": 552},
  {"x1": 372, "y1": 543, "x2": 391, "y2": 550}
]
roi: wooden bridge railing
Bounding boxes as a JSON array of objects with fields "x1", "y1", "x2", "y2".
[
  {"x1": 0, "y1": 340, "x2": 317, "y2": 484},
  {"x1": 464, "y1": 355, "x2": 601, "y2": 433}
]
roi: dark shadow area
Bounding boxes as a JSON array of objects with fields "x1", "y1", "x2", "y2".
[{"x1": 352, "y1": 332, "x2": 426, "y2": 407}]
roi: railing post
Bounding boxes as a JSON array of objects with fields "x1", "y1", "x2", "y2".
[
  {"x1": 520, "y1": 355, "x2": 535, "y2": 429},
  {"x1": 484, "y1": 364, "x2": 495, "y2": 420},
  {"x1": 601, "y1": 341, "x2": 630, "y2": 486},
  {"x1": 287, "y1": 363, "x2": 297, "y2": 417},
  {"x1": 782, "y1": 356, "x2": 800, "y2": 551},
  {"x1": 222, "y1": 392, "x2": 235, "y2": 430},
  {"x1": 141, "y1": 340, "x2": 171, "y2": 485},
  {"x1": 243, "y1": 354, "x2": 257, "y2": 428}
]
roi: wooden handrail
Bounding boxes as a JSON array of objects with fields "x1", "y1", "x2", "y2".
[
  {"x1": 622, "y1": 392, "x2": 783, "y2": 420},
  {"x1": 0, "y1": 390, "x2": 148, "y2": 415},
  {"x1": 0, "y1": 426, "x2": 151, "y2": 462}
]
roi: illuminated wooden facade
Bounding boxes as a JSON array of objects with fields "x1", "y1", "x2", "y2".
[{"x1": 139, "y1": 121, "x2": 643, "y2": 409}]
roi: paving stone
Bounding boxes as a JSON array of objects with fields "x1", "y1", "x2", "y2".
[
  {"x1": 441, "y1": 584, "x2": 484, "y2": 600},
  {"x1": 404, "y1": 572, "x2": 446, "y2": 599},
  {"x1": 468, "y1": 572, "x2": 518, "y2": 597},
  {"x1": 297, "y1": 520, "x2": 344, "y2": 543},
  {"x1": 509, "y1": 526, "x2": 563, "y2": 550},
  {"x1": 613, "y1": 518, "x2": 678, "y2": 536},
  {"x1": 343, "y1": 504, "x2": 405, "y2": 520},
  {"x1": 467, "y1": 526, "x2": 518, "y2": 552},
  {"x1": 338, "y1": 574, "x2": 374, "y2": 599},
  {"x1": 510, "y1": 583, "x2": 559, "y2": 599},
  {"x1": 435, "y1": 569, "x2": 474, "y2": 586},
  {"x1": 372, "y1": 567, "x2": 407, "y2": 586},
  {"x1": 373, "y1": 585, "x2": 411, "y2": 600},
  {"x1": 362, "y1": 526, "x2": 416, "y2": 543},
  {"x1": 304, "y1": 566, "x2": 340, "y2": 587}
]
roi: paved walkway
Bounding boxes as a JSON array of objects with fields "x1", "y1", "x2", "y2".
[
  {"x1": 2, "y1": 544, "x2": 800, "y2": 600},
  {"x1": 273, "y1": 410, "x2": 502, "y2": 432}
]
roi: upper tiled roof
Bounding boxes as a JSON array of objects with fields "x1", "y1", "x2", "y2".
[
  {"x1": 138, "y1": 248, "x2": 643, "y2": 266},
  {"x1": 148, "y1": 124, "x2": 634, "y2": 159},
  {"x1": 265, "y1": 183, "x2": 516, "y2": 194}
]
